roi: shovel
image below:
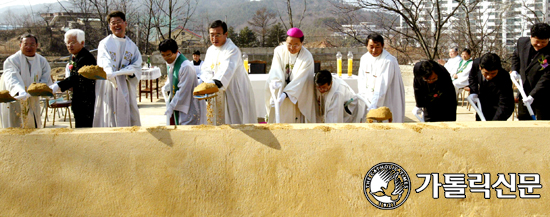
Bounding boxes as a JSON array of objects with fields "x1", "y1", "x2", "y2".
[
  {"x1": 510, "y1": 74, "x2": 536, "y2": 120},
  {"x1": 467, "y1": 97, "x2": 486, "y2": 121},
  {"x1": 412, "y1": 107, "x2": 425, "y2": 122},
  {"x1": 269, "y1": 80, "x2": 283, "y2": 123}
]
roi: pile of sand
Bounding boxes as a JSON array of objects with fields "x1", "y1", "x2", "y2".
[
  {"x1": 27, "y1": 83, "x2": 53, "y2": 97},
  {"x1": 78, "y1": 65, "x2": 107, "y2": 80},
  {"x1": 193, "y1": 83, "x2": 219, "y2": 95},
  {"x1": 0, "y1": 90, "x2": 16, "y2": 103},
  {"x1": 367, "y1": 106, "x2": 393, "y2": 123}
]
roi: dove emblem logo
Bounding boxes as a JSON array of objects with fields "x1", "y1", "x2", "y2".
[{"x1": 363, "y1": 162, "x2": 411, "y2": 210}]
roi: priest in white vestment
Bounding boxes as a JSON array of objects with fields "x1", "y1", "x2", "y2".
[
  {"x1": 93, "y1": 11, "x2": 142, "y2": 127},
  {"x1": 358, "y1": 33, "x2": 405, "y2": 123},
  {"x1": 199, "y1": 20, "x2": 256, "y2": 124},
  {"x1": 192, "y1": 50, "x2": 207, "y2": 124},
  {"x1": 159, "y1": 39, "x2": 202, "y2": 125},
  {"x1": 0, "y1": 34, "x2": 52, "y2": 128},
  {"x1": 442, "y1": 48, "x2": 462, "y2": 76},
  {"x1": 264, "y1": 27, "x2": 316, "y2": 123},
  {"x1": 451, "y1": 49, "x2": 473, "y2": 95},
  {"x1": 315, "y1": 70, "x2": 367, "y2": 123}
]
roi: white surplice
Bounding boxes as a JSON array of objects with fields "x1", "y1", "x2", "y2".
[
  {"x1": 93, "y1": 34, "x2": 142, "y2": 127},
  {"x1": 358, "y1": 50, "x2": 405, "y2": 123},
  {"x1": 319, "y1": 75, "x2": 366, "y2": 123},
  {"x1": 0, "y1": 51, "x2": 52, "y2": 128},
  {"x1": 200, "y1": 38, "x2": 257, "y2": 124},
  {"x1": 444, "y1": 55, "x2": 462, "y2": 75},
  {"x1": 163, "y1": 54, "x2": 202, "y2": 125},
  {"x1": 451, "y1": 59, "x2": 472, "y2": 92},
  {"x1": 264, "y1": 44, "x2": 316, "y2": 123},
  {"x1": 193, "y1": 60, "x2": 207, "y2": 125}
]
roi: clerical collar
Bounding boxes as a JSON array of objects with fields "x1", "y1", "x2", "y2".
[
  {"x1": 168, "y1": 53, "x2": 180, "y2": 67},
  {"x1": 193, "y1": 60, "x2": 202, "y2": 65},
  {"x1": 113, "y1": 35, "x2": 126, "y2": 41}
]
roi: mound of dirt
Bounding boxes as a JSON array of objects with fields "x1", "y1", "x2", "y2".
[
  {"x1": 27, "y1": 83, "x2": 53, "y2": 97},
  {"x1": 0, "y1": 90, "x2": 16, "y2": 103},
  {"x1": 367, "y1": 106, "x2": 393, "y2": 123},
  {"x1": 193, "y1": 83, "x2": 219, "y2": 95},
  {"x1": 78, "y1": 65, "x2": 107, "y2": 80}
]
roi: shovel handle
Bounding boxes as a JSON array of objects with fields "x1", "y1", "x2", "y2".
[{"x1": 510, "y1": 74, "x2": 536, "y2": 120}]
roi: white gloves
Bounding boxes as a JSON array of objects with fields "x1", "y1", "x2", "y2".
[
  {"x1": 510, "y1": 71, "x2": 520, "y2": 80},
  {"x1": 413, "y1": 107, "x2": 424, "y2": 114},
  {"x1": 49, "y1": 83, "x2": 60, "y2": 93},
  {"x1": 270, "y1": 80, "x2": 282, "y2": 90},
  {"x1": 165, "y1": 106, "x2": 174, "y2": 117},
  {"x1": 523, "y1": 95, "x2": 534, "y2": 106},
  {"x1": 413, "y1": 107, "x2": 424, "y2": 122},
  {"x1": 14, "y1": 92, "x2": 30, "y2": 100},
  {"x1": 200, "y1": 71, "x2": 214, "y2": 83},
  {"x1": 467, "y1": 93, "x2": 478, "y2": 102},
  {"x1": 277, "y1": 92, "x2": 286, "y2": 106},
  {"x1": 114, "y1": 69, "x2": 135, "y2": 76}
]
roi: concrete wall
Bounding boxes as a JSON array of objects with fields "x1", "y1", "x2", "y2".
[
  {"x1": 0, "y1": 122, "x2": 548, "y2": 216},
  {"x1": 149, "y1": 47, "x2": 370, "y2": 76}
]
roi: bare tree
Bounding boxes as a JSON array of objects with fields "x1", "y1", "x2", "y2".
[
  {"x1": 248, "y1": 7, "x2": 276, "y2": 47},
  {"x1": 520, "y1": 0, "x2": 546, "y2": 24},
  {"x1": 326, "y1": 3, "x2": 415, "y2": 63},
  {"x1": 275, "y1": 0, "x2": 308, "y2": 29},
  {"x1": 346, "y1": 0, "x2": 467, "y2": 60},
  {"x1": 153, "y1": 0, "x2": 199, "y2": 40}
]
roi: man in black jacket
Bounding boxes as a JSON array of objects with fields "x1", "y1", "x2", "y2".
[
  {"x1": 413, "y1": 60, "x2": 457, "y2": 122},
  {"x1": 49, "y1": 29, "x2": 96, "y2": 128},
  {"x1": 468, "y1": 53, "x2": 514, "y2": 121},
  {"x1": 511, "y1": 23, "x2": 550, "y2": 120}
]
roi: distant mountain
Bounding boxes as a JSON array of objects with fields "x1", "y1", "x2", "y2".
[
  {"x1": 0, "y1": 1, "x2": 72, "y2": 24},
  {"x1": 193, "y1": 0, "x2": 336, "y2": 30}
]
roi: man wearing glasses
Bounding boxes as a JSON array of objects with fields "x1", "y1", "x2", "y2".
[
  {"x1": 264, "y1": 27, "x2": 316, "y2": 123},
  {"x1": 49, "y1": 29, "x2": 96, "y2": 128},
  {"x1": 94, "y1": 10, "x2": 142, "y2": 127},
  {"x1": 0, "y1": 33, "x2": 53, "y2": 128},
  {"x1": 413, "y1": 60, "x2": 457, "y2": 122}
]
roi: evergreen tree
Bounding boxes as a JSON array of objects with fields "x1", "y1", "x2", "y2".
[
  {"x1": 227, "y1": 26, "x2": 240, "y2": 46},
  {"x1": 238, "y1": 27, "x2": 259, "y2": 47},
  {"x1": 265, "y1": 23, "x2": 287, "y2": 47}
]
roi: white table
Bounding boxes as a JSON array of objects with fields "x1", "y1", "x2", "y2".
[
  {"x1": 141, "y1": 67, "x2": 161, "y2": 80},
  {"x1": 140, "y1": 67, "x2": 162, "y2": 102},
  {"x1": 248, "y1": 73, "x2": 360, "y2": 118}
]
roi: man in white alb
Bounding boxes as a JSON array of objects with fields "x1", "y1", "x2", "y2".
[
  {"x1": 358, "y1": 33, "x2": 405, "y2": 123},
  {"x1": 94, "y1": 11, "x2": 142, "y2": 127}
]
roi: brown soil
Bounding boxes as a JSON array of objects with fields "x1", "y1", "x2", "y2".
[
  {"x1": 0, "y1": 90, "x2": 16, "y2": 103},
  {"x1": 78, "y1": 65, "x2": 107, "y2": 80},
  {"x1": 366, "y1": 107, "x2": 392, "y2": 121},
  {"x1": 193, "y1": 83, "x2": 219, "y2": 95},
  {"x1": 27, "y1": 83, "x2": 53, "y2": 97}
]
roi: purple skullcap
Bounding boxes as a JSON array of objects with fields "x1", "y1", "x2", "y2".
[{"x1": 287, "y1": 28, "x2": 304, "y2": 38}]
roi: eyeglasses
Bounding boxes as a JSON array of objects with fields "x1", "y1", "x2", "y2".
[{"x1": 109, "y1": 20, "x2": 124, "y2": 26}]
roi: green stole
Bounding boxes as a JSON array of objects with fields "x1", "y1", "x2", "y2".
[
  {"x1": 167, "y1": 53, "x2": 188, "y2": 124},
  {"x1": 456, "y1": 59, "x2": 472, "y2": 74}
]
